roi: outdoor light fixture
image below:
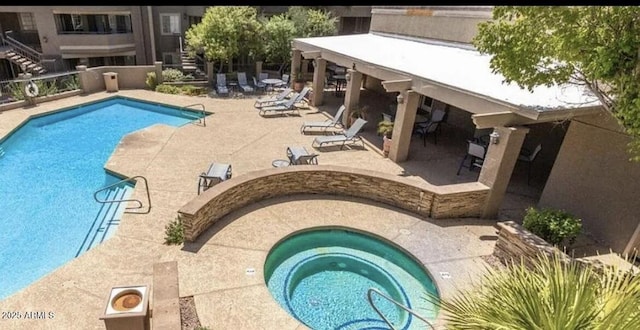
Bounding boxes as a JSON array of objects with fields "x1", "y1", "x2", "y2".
[
  {"x1": 345, "y1": 72, "x2": 351, "y2": 82},
  {"x1": 396, "y1": 93, "x2": 404, "y2": 104},
  {"x1": 490, "y1": 131, "x2": 500, "y2": 144},
  {"x1": 312, "y1": 59, "x2": 317, "y2": 68}
]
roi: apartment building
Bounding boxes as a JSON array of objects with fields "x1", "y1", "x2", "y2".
[{"x1": 0, "y1": 6, "x2": 371, "y2": 81}]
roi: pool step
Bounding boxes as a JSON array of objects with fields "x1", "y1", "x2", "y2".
[
  {"x1": 0, "y1": 147, "x2": 5, "y2": 157},
  {"x1": 75, "y1": 185, "x2": 133, "y2": 257}
]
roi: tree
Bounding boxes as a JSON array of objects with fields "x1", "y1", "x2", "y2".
[
  {"x1": 263, "y1": 14, "x2": 296, "y2": 74},
  {"x1": 185, "y1": 6, "x2": 264, "y2": 72},
  {"x1": 288, "y1": 6, "x2": 338, "y2": 38},
  {"x1": 473, "y1": 6, "x2": 640, "y2": 161},
  {"x1": 429, "y1": 253, "x2": 640, "y2": 329}
]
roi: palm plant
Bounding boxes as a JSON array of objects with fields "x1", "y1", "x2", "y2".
[{"x1": 427, "y1": 253, "x2": 640, "y2": 329}]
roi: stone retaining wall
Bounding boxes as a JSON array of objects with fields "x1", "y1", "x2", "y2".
[
  {"x1": 494, "y1": 221, "x2": 633, "y2": 275},
  {"x1": 178, "y1": 165, "x2": 490, "y2": 242}
]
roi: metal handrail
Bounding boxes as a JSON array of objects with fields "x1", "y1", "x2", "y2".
[
  {"x1": 4, "y1": 31, "x2": 43, "y2": 66},
  {"x1": 367, "y1": 287, "x2": 435, "y2": 330},
  {"x1": 93, "y1": 175, "x2": 151, "y2": 214},
  {"x1": 181, "y1": 103, "x2": 207, "y2": 127},
  {"x1": 179, "y1": 35, "x2": 184, "y2": 53}
]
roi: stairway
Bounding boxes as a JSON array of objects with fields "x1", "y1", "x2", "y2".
[
  {"x1": 75, "y1": 185, "x2": 133, "y2": 257},
  {"x1": 4, "y1": 49, "x2": 47, "y2": 75},
  {"x1": 180, "y1": 50, "x2": 206, "y2": 79}
]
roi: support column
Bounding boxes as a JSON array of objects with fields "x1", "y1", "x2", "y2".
[
  {"x1": 342, "y1": 69, "x2": 363, "y2": 126},
  {"x1": 75, "y1": 65, "x2": 89, "y2": 93},
  {"x1": 479, "y1": 126, "x2": 530, "y2": 218},
  {"x1": 255, "y1": 61, "x2": 263, "y2": 77},
  {"x1": 311, "y1": 58, "x2": 326, "y2": 106},
  {"x1": 389, "y1": 90, "x2": 420, "y2": 162},
  {"x1": 154, "y1": 61, "x2": 163, "y2": 84},
  {"x1": 290, "y1": 48, "x2": 302, "y2": 89},
  {"x1": 207, "y1": 61, "x2": 214, "y2": 84}
]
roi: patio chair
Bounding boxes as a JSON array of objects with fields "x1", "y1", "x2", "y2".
[
  {"x1": 197, "y1": 162, "x2": 232, "y2": 195},
  {"x1": 456, "y1": 140, "x2": 486, "y2": 175},
  {"x1": 252, "y1": 76, "x2": 267, "y2": 94},
  {"x1": 275, "y1": 74, "x2": 290, "y2": 90},
  {"x1": 236, "y1": 72, "x2": 254, "y2": 93},
  {"x1": 517, "y1": 144, "x2": 542, "y2": 185},
  {"x1": 414, "y1": 108, "x2": 446, "y2": 146},
  {"x1": 312, "y1": 118, "x2": 368, "y2": 150},
  {"x1": 216, "y1": 73, "x2": 229, "y2": 96},
  {"x1": 258, "y1": 92, "x2": 300, "y2": 116},
  {"x1": 286, "y1": 146, "x2": 319, "y2": 165},
  {"x1": 300, "y1": 105, "x2": 345, "y2": 134}
]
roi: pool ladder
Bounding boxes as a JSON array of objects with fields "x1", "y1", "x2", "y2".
[
  {"x1": 180, "y1": 103, "x2": 207, "y2": 127},
  {"x1": 93, "y1": 175, "x2": 151, "y2": 214},
  {"x1": 367, "y1": 287, "x2": 435, "y2": 330}
]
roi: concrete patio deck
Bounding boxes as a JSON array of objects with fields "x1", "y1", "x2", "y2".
[{"x1": 0, "y1": 88, "x2": 603, "y2": 329}]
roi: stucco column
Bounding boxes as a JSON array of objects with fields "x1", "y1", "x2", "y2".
[
  {"x1": 75, "y1": 65, "x2": 89, "y2": 93},
  {"x1": 290, "y1": 48, "x2": 302, "y2": 89},
  {"x1": 256, "y1": 61, "x2": 263, "y2": 77},
  {"x1": 154, "y1": 61, "x2": 163, "y2": 84},
  {"x1": 479, "y1": 126, "x2": 530, "y2": 218},
  {"x1": 311, "y1": 58, "x2": 326, "y2": 106},
  {"x1": 389, "y1": 90, "x2": 420, "y2": 162},
  {"x1": 342, "y1": 69, "x2": 363, "y2": 126},
  {"x1": 207, "y1": 61, "x2": 214, "y2": 84}
]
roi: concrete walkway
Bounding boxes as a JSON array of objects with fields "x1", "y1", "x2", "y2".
[{"x1": 0, "y1": 90, "x2": 502, "y2": 329}]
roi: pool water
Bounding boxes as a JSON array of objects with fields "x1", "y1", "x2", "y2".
[
  {"x1": 0, "y1": 97, "x2": 200, "y2": 300},
  {"x1": 264, "y1": 228, "x2": 439, "y2": 329}
]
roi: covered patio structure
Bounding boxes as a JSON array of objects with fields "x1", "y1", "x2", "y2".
[{"x1": 291, "y1": 32, "x2": 602, "y2": 218}]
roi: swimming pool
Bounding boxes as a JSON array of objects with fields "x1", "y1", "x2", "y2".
[
  {"x1": 264, "y1": 228, "x2": 439, "y2": 329},
  {"x1": 0, "y1": 97, "x2": 202, "y2": 300}
]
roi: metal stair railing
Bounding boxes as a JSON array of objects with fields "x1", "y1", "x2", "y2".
[
  {"x1": 93, "y1": 175, "x2": 151, "y2": 214},
  {"x1": 366, "y1": 287, "x2": 435, "y2": 330},
  {"x1": 180, "y1": 103, "x2": 207, "y2": 126},
  {"x1": 3, "y1": 31, "x2": 44, "y2": 72}
]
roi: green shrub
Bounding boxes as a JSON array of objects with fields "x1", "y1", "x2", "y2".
[
  {"x1": 523, "y1": 207, "x2": 582, "y2": 246},
  {"x1": 162, "y1": 68, "x2": 185, "y2": 82},
  {"x1": 146, "y1": 72, "x2": 157, "y2": 90},
  {"x1": 164, "y1": 217, "x2": 184, "y2": 245},
  {"x1": 7, "y1": 82, "x2": 25, "y2": 100},
  {"x1": 155, "y1": 84, "x2": 181, "y2": 94},
  {"x1": 63, "y1": 75, "x2": 80, "y2": 91},
  {"x1": 180, "y1": 85, "x2": 206, "y2": 96}
]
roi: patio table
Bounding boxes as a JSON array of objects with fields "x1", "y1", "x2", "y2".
[{"x1": 262, "y1": 78, "x2": 285, "y2": 94}]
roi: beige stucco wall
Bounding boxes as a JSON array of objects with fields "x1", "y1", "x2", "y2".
[
  {"x1": 79, "y1": 65, "x2": 154, "y2": 93},
  {"x1": 370, "y1": 6, "x2": 492, "y2": 43},
  {"x1": 539, "y1": 112, "x2": 640, "y2": 253}
]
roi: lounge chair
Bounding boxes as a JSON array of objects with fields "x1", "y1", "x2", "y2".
[
  {"x1": 286, "y1": 146, "x2": 319, "y2": 165},
  {"x1": 197, "y1": 162, "x2": 232, "y2": 195},
  {"x1": 237, "y1": 72, "x2": 254, "y2": 93},
  {"x1": 216, "y1": 73, "x2": 229, "y2": 96},
  {"x1": 300, "y1": 105, "x2": 345, "y2": 134},
  {"x1": 254, "y1": 88, "x2": 292, "y2": 108},
  {"x1": 258, "y1": 93, "x2": 300, "y2": 116},
  {"x1": 312, "y1": 118, "x2": 368, "y2": 150}
]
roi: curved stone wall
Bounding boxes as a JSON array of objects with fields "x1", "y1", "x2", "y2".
[{"x1": 178, "y1": 165, "x2": 490, "y2": 242}]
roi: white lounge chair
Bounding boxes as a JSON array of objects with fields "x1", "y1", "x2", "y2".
[
  {"x1": 312, "y1": 118, "x2": 368, "y2": 150},
  {"x1": 300, "y1": 105, "x2": 345, "y2": 134},
  {"x1": 258, "y1": 93, "x2": 300, "y2": 116},
  {"x1": 254, "y1": 88, "x2": 292, "y2": 108}
]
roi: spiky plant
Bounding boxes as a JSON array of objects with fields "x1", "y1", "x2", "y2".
[{"x1": 427, "y1": 253, "x2": 640, "y2": 329}]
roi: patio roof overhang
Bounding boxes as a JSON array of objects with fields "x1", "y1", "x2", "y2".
[{"x1": 293, "y1": 33, "x2": 603, "y2": 128}]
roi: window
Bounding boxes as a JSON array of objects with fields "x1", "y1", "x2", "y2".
[
  {"x1": 160, "y1": 13, "x2": 181, "y2": 35},
  {"x1": 19, "y1": 13, "x2": 37, "y2": 31}
]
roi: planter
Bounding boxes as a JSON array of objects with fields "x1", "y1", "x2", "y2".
[
  {"x1": 293, "y1": 80, "x2": 305, "y2": 92},
  {"x1": 383, "y1": 135, "x2": 392, "y2": 157}
]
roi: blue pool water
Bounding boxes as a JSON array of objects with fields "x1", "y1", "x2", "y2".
[
  {"x1": 0, "y1": 97, "x2": 199, "y2": 300},
  {"x1": 264, "y1": 228, "x2": 440, "y2": 330}
]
